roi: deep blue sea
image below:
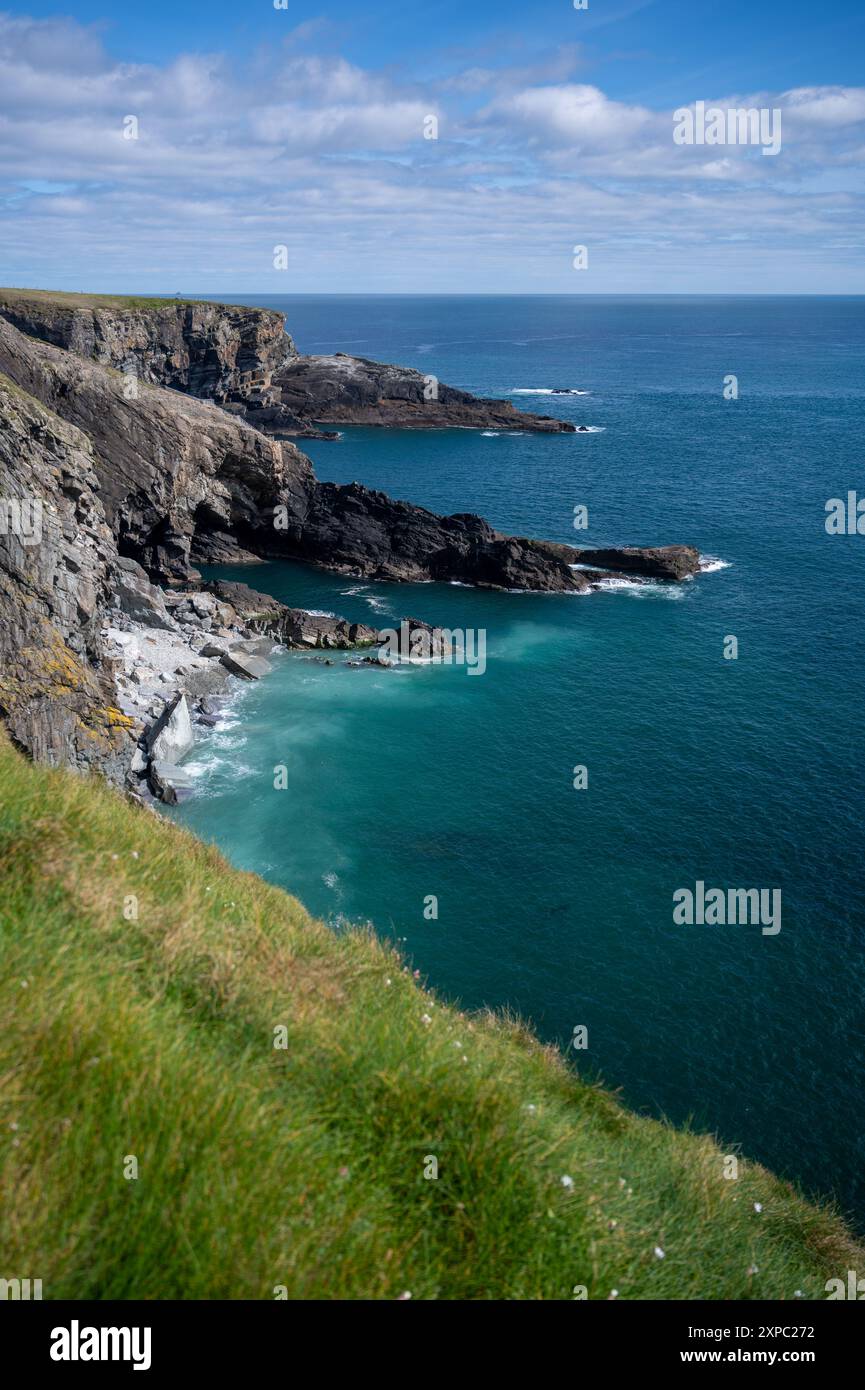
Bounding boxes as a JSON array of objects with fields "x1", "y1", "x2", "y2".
[{"x1": 173, "y1": 296, "x2": 865, "y2": 1226}]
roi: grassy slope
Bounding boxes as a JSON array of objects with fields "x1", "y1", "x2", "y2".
[
  {"x1": 0, "y1": 288, "x2": 206, "y2": 310},
  {"x1": 0, "y1": 731, "x2": 859, "y2": 1300}
]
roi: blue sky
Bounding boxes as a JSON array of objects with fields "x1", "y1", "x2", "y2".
[{"x1": 2, "y1": 0, "x2": 864, "y2": 292}]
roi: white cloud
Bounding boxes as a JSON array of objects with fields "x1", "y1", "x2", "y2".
[
  {"x1": 479, "y1": 83, "x2": 653, "y2": 149},
  {"x1": 0, "y1": 12, "x2": 863, "y2": 292}
]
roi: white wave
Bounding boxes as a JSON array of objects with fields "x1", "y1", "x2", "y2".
[
  {"x1": 304, "y1": 609, "x2": 337, "y2": 618},
  {"x1": 699, "y1": 555, "x2": 731, "y2": 573},
  {"x1": 211, "y1": 733, "x2": 246, "y2": 751},
  {"x1": 572, "y1": 425, "x2": 605, "y2": 433},
  {"x1": 180, "y1": 754, "x2": 221, "y2": 778},
  {"x1": 509, "y1": 387, "x2": 590, "y2": 396},
  {"x1": 481, "y1": 431, "x2": 500, "y2": 437},
  {"x1": 595, "y1": 576, "x2": 685, "y2": 600}
]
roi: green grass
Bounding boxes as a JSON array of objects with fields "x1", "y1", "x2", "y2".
[
  {"x1": 0, "y1": 288, "x2": 207, "y2": 311},
  {"x1": 0, "y1": 731, "x2": 859, "y2": 1300}
]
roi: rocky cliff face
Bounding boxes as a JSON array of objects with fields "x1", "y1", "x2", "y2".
[
  {"x1": 0, "y1": 374, "x2": 135, "y2": 778},
  {"x1": 0, "y1": 315, "x2": 585, "y2": 592},
  {"x1": 0, "y1": 290, "x2": 296, "y2": 402},
  {"x1": 0, "y1": 290, "x2": 575, "y2": 436},
  {"x1": 0, "y1": 295, "x2": 703, "y2": 790},
  {"x1": 0, "y1": 315, "x2": 313, "y2": 584}
]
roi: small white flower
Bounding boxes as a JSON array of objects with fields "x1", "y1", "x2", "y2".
[
  {"x1": 754, "y1": 1202, "x2": 763, "y2": 1213},
  {"x1": 384, "y1": 977, "x2": 392, "y2": 987},
  {"x1": 397, "y1": 1291, "x2": 412, "y2": 1301},
  {"x1": 525, "y1": 1104, "x2": 537, "y2": 1113},
  {"x1": 131, "y1": 851, "x2": 139, "y2": 859},
  {"x1": 20, "y1": 980, "x2": 28, "y2": 989},
  {"x1": 609, "y1": 1289, "x2": 619, "y2": 1300},
  {"x1": 747, "y1": 1264, "x2": 758, "y2": 1276},
  {"x1": 561, "y1": 1175, "x2": 574, "y2": 1189},
  {"x1": 420, "y1": 1013, "x2": 431, "y2": 1025},
  {"x1": 654, "y1": 1246, "x2": 665, "y2": 1259}
]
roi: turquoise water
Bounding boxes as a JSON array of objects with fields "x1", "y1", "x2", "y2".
[{"x1": 174, "y1": 296, "x2": 865, "y2": 1226}]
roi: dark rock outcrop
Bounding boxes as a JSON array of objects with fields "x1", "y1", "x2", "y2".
[
  {"x1": 284, "y1": 482, "x2": 584, "y2": 590},
  {"x1": 536, "y1": 540, "x2": 701, "y2": 581},
  {"x1": 274, "y1": 353, "x2": 577, "y2": 434}
]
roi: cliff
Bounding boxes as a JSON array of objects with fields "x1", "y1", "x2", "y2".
[
  {"x1": 0, "y1": 288, "x2": 295, "y2": 399},
  {"x1": 0, "y1": 288, "x2": 575, "y2": 436},
  {"x1": 0, "y1": 314, "x2": 590, "y2": 591},
  {"x1": 0, "y1": 294, "x2": 701, "y2": 791}
]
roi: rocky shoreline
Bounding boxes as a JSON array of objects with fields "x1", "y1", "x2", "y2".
[{"x1": 0, "y1": 289, "x2": 704, "y2": 800}]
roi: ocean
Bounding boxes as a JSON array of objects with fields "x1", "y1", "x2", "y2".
[{"x1": 171, "y1": 295, "x2": 865, "y2": 1227}]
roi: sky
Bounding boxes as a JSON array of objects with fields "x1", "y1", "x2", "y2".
[{"x1": 1, "y1": 0, "x2": 864, "y2": 293}]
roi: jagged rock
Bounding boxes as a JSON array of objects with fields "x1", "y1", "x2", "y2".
[
  {"x1": 220, "y1": 650, "x2": 273, "y2": 680},
  {"x1": 292, "y1": 483, "x2": 583, "y2": 590},
  {"x1": 148, "y1": 759, "x2": 196, "y2": 804},
  {"x1": 535, "y1": 541, "x2": 701, "y2": 581},
  {"x1": 144, "y1": 692, "x2": 194, "y2": 762},
  {"x1": 205, "y1": 581, "x2": 381, "y2": 649},
  {"x1": 575, "y1": 545, "x2": 701, "y2": 581},
  {"x1": 274, "y1": 353, "x2": 577, "y2": 433},
  {"x1": 116, "y1": 556, "x2": 176, "y2": 628}
]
